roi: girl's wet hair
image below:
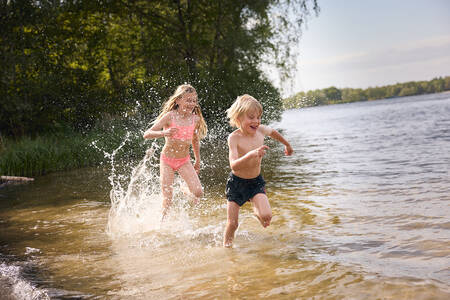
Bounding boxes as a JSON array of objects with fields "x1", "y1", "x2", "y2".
[
  {"x1": 183, "y1": 86, "x2": 195, "y2": 94},
  {"x1": 153, "y1": 84, "x2": 208, "y2": 139},
  {"x1": 226, "y1": 94, "x2": 263, "y2": 128}
]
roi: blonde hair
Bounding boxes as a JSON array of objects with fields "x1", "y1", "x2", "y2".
[
  {"x1": 154, "y1": 84, "x2": 207, "y2": 139},
  {"x1": 226, "y1": 94, "x2": 263, "y2": 128}
]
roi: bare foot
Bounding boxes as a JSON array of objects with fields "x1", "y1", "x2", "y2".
[{"x1": 223, "y1": 242, "x2": 233, "y2": 248}]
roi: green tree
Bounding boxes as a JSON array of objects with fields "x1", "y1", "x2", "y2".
[
  {"x1": 323, "y1": 86, "x2": 341, "y2": 103},
  {"x1": 398, "y1": 82, "x2": 419, "y2": 97},
  {"x1": 341, "y1": 88, "x2": 367, "y2": 102},
  {"x1": 445, "y1": 77, "x2": 450, "y2": 90},
  {"x1": 366, "y1": 86, "x2": 386, "y2": 100},
  {"x1": 430, "y1": 77, "x2": 445, "y2": 92},
  {"x1": 306, "y1": 89, "x2": 326, "y2": 106},
  {"x1": 1, "y1": 0, "x2": 319, "y2": 137},
  {"x1": 385, "y1": 84, "x2": 401, "y2": 98}
]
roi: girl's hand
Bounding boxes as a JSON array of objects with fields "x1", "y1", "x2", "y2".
[
  {"x1": 164, "y1": 127, "x2": 178, "y2": 137},
  {"x1": 254, "y1": 145, "x2": 269, "y2": 158},
  {"x1": 194, "y1": 160, "x2": 200, "y2": 173},
  {"x1": 284, "y1": 144, "x2": 293, "y2": 156}
]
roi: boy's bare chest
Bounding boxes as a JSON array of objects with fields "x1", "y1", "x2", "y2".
[{"x1": 236, "y1": 134, "x2": 265, "y2": 156}]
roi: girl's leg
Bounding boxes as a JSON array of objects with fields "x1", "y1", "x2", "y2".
[
  {"x1": 160, "y1": 161, "x2": 175, "y2": 219},
  {"x1": 251, "y1": 193, "x2": 272, "y2": 228},
  {"x1": 223, "y1": 201, "x2": 240, "y2": 247},
  {"x1": 177, "y1": 162, "x2": 203, "y2": 204}
]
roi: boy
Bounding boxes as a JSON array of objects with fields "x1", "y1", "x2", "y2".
[{"x1": 223, "y1": 94, "x2": 293, "y2": 247}]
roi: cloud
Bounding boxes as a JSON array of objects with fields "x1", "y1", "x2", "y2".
[{"x1": 303, "y1": 35, "x2": 450, "y2": 72}]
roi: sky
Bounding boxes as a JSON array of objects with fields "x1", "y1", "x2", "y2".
[{"x1": 278, "y1": 0, "x2": 450, "y2": 95}]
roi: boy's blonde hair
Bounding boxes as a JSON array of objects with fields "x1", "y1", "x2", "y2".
[
  {"x1": 154, "y1": 84, "x2": 207, "y2": 139},
  {"x1": 226, "y1": 94, "x2": 263, "y2": 128}
]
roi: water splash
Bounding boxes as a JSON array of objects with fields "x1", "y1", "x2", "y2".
[
  {"x1": 0, "y1": 262, "x2": 50, "y2": 300},
  {"x1": 93, "y1": 132, "x2": 200, "y2": 240},
  {"x1": 106, "y1": 143, "x2": 163, "y2": 237},
  {"x1": 91, "y1": 120, "x2": 232, "y2": 247}
]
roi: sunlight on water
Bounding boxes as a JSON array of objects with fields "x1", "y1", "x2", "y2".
[{"x1": 1, "y1": 93, "x2": 449, "y2": 299}]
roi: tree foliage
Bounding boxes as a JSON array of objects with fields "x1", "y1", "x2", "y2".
[{"x1": 1, "y1": 0, "x2": 319, "y2": 137}]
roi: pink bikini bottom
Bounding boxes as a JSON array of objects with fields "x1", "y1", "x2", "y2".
[{"x1": 160, "y1": 153, "x2": 190, "y2": 171}]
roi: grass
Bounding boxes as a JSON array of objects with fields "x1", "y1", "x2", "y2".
[
  {"x1": 0, "y1": 123, "x2": 148, "y2": 178},
  {"x1": 0, "y1": 133, "x2": 99, "y2": 177}
]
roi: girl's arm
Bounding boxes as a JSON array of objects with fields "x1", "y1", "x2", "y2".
[
  {"x1": 192, "y1": 132, "x2": 201, "y2": 173},
  {"x1": 192, "y1": 117, "x2": 201, "y2": 172},
  {"x1": 143, "y1": 113, "x2": 176, "y2": 139}
]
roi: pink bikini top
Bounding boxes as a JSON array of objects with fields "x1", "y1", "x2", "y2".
[{"x1": 169, "y1": 118, "x2": 196, "y2": 141}]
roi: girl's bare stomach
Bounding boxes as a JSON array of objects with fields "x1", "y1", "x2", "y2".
[{"x1": 162, "y1": 139, "x2": 191, "y2": 158}]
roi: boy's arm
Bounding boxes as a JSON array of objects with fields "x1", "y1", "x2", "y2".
[
  {"x1": 143, "y1": 113, "x2": 177, "y2": 139},
  {"x1": 261, "y1": 125, "x2": 293, "y2": 156},
  {"x1": 228, "y1": 134, "x2": 268, "y2": 171}
]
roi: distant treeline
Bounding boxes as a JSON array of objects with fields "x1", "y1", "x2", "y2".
[
  {"x1": 0, "y1": 0, "x2": 319, "y2": 138},
  {"x1": 283, "y1": 76, "x2": 450, "y2": 109}
]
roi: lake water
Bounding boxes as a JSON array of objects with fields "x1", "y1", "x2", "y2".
[{"x1": 1, "y1": 92, "x2": 449, "y2": 299}]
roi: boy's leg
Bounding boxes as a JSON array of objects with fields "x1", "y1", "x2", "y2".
[
  {"x1": 223, "y1": 201, "x2": 240, "y2": 247},
  {"x1": 251, "y1": 193, "x2": 272, "y2": 228},
  {"x1": 160, "y1": 161, "x2": 175, "y2": 218},
  {"x1": 177, "y1": 162, "x2": 203, "y2": 204}
]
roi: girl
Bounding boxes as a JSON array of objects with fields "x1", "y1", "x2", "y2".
[{"x1": 143, "y1": 84, "x2": 207, "y2": 218}]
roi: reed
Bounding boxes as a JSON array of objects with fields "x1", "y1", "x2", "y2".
[
  {"x1": 0, "y1": 132, "x2": 100, "y2": 177},
  {"x1": 0, "y1": 118, "x2": 154, "y2": 178}
]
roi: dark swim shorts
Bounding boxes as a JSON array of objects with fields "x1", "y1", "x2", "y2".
[{"x1": 225, "y1": 173, "x2": 266, "y2": 206}]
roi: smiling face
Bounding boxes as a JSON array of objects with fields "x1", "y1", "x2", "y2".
[
  {"x1": 238, "y1": 109, "x2": 262, "y2": 135},
  {"x1": 176, "y1": 92, "x2": 198, "y2": 114}
]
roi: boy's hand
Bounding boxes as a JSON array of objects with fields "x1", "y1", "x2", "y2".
[
  {"x1": 254, "y1": 145, "x2": 269, "y2": 158},
  {"x1": 284, "y1": 144, "x2": 293, "y2": 156},
  {"x1": 164, "y1": 127, "x2": 178, "y2": 137}
]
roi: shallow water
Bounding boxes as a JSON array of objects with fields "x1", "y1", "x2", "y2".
[{"x1": 1, "y1": 92, "x2": 449, "y2": 299}]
